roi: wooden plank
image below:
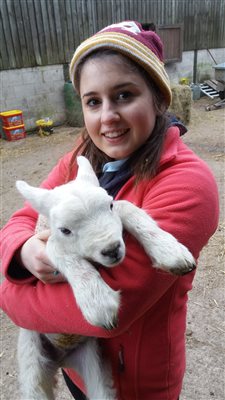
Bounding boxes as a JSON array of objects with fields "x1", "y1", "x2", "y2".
[
  {"x1": 117, "y1": 0, "x2": 126, "y2": 22},
  {"x1": 52, "y1": 0, "x2": 64, "y2": 62},
  {"x1": 79, "y1": 0, "x2": 92, "y2": 41},
  {"x1": 65, "y1": 0, "x2": 75, "y2": 62},
  {"x1": 27, "y1": 0, "x2": 44, "y2": 65},
  {"x1": 26, "y1": 0, "x2": 42, "y2": 66},
  {"x1": 109, "y1": 0, "x2": 115, "y2": 23},
  {"x1": 94, "y1": 0, "x2": 103, "y2": 31},
  {"x1": 126, "y1": 0, "x2": 132, "y2": 20},
  {"x1": 70, "y1": 0, "x2": 81, "y2": 50},
  {"x1": 135, "y1": 0, "x2": 142, "y2": 22},
  {"x1": 0, "y1": 9, "x2": 10, "y2": 70},
  {"x1": 205, "y1": 80, "x2": 219, "y2": 91},
  {"x1": 6, "y1": 0, "x2": 22, "y2": 67},
  {"x1": 40, "y1": 0, "x2": 54, "y2": 63},
  {"x1": 74, "y1": 0, "x2": 83, "y2": 39},
  {"x1": 46, "y1": 0, "x2": 59, "y2": 64},
  {"x1": 13, "y1": 0, "x2": 30, "y2": 66},
  {"x1": 20, "y1": 0, "x2": 36, "y2": 66},
  {"x1": 32, "y1": 0, "x2": 48, "y2": 65},
  {"x1": 58, "y1": 0, "x2": 69, "y2": 61},
  {"x1": 3, "y1": 0, "x2": 15, "y2": 68}
]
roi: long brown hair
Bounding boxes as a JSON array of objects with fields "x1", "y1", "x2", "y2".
[{"x1": 67, "y1": 50, "x2": 170, "y2": 182}]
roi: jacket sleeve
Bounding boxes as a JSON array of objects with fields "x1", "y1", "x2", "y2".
[
  {"x1": 0, "y1": 151, "x2": 75, "y2": 283},
  {"x1": 0, "y1": 147, "x2": 219, "y2": 337}
]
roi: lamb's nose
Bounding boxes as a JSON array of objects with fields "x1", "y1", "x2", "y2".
[{"x1": 101, "y1": 242, "x2": 121, "y2": 259}]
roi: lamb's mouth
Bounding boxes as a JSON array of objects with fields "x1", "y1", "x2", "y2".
[
  {"x1": 85, "y1": 256, "x2": 123, "y2": 268},
  {"x1": 85, "y1": 258, "x2": 102, "y2": 269}
]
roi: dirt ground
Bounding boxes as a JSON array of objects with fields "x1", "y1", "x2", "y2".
[{"x1": 0, "y1": 97, "x2": 224, "y2": 399}]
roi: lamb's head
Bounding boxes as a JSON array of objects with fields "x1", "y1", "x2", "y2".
[
  {"x1": 48, "y1": 189, "x2": 125, "y2": 266},
  {"x1": 16, "y1": 156, "x2": 125, "y2": 267}
]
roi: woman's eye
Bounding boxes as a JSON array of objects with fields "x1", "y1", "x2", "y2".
[
  {"x1": 117, "y1": 91, "x2": 132, "y2": 101},
  {"x1": 87, "y1": 98, "x2": 100, "y2": 107}
]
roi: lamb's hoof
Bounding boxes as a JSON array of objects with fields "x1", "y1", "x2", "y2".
[
  {"x1": 169, "y1": 261, "x2": 196, "y2": 276},
  {"x1": 154, "y1": 240, "x2": 197, "y2": 276},
  {"x1": 87, "y1": 300, "x2": 119, "y2": 330}
]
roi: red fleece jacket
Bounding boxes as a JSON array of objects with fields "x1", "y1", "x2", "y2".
[{"x1": 0, "y1": 128, "x2": 219, "y2": 399}]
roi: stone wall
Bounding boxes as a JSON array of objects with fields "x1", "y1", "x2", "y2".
[{"x1": 167, "y1": 48, "x2": 225, "y2": 84}]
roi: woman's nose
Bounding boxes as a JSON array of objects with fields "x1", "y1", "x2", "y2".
[{"x1": 100, "y1": 101, "x2": 120, "y2": 124}]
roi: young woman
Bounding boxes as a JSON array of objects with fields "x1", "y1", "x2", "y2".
[{"x1": 0, "y1": 21, "x2": 219, "y2": 400}]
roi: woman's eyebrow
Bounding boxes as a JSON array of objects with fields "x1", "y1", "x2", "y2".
[
  {"x1": 82, "y1": 91, "x2": 97, "y2": 99},
  {"x1": 82, "y1": 82, "x2": 137, "y2": 98},
  {"x1": 113, "y1": 82, "x2": 135, "y2": 89}
]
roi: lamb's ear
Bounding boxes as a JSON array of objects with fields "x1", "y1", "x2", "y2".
[
  {"x1": 16, "y1": 181, "x2": 52, "y2": 216},
  {"x1": 76, "y1": 156, "x2": 99, "y2": 187}
]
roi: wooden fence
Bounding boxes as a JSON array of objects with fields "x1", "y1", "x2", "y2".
[{"x1": 0, "y1": 0, "x2": 224, "y2": 70}]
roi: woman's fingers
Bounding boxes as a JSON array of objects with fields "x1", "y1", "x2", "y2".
[{"x1": 20, "y1": 232, "x2": 66, "y2": 284}]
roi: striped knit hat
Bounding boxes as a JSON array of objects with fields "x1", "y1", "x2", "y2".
[{"x1": 70, "y1": 21, "x2": 172, "y2": 107}]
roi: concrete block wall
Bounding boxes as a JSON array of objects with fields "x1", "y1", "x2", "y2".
[
  {"x1": 166, "y1": 48, "x2": 225, "y2": 85},
  {"x1": 0, "y1": 65, "x2": 67, "y2": 131}
]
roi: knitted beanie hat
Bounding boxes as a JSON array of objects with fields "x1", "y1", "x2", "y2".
[{"x1": 70, "y1": 21, "x2": 172, "y2": 107}]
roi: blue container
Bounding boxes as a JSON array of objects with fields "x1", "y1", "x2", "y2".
[{"x1": 191, "y1": 84, "x2": 201, "y2": 100}]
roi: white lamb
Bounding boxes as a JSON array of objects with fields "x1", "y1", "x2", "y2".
[{"x1": 16, "y1": 156, "x2": 196, "y2": 400}]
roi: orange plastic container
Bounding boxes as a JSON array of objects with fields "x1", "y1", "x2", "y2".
[
  {"x1": 2, "y1": 124, "x2": 26, "y2": 141},
  {"x1": 0, "y1": 110, "x2": 24, "y2": 127}
]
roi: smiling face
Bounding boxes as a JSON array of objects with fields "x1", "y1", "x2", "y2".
[{"x1": 79, "y1": 54, "x2": 158, "y2": 160}]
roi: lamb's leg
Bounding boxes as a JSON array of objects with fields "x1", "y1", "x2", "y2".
[
  {"x1": 64, "y1": 338, "x2": 116, "y2": 400},
  {"x1": 18, "y1": 328, "x2": 57, "y2": 400},
  {"x1": 115, "y1": 200, "x2": 196, "y2": 275},
  {"x1": 51, "y1": 254, "x2": 120, "y2": 329}
]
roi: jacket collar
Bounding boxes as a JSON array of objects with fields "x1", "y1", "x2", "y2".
[{"x1": 159, "y1": 126, "x2": 180, "y2": 167}]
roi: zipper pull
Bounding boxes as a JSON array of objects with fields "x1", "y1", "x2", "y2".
[{"x1": 118, "y1": 345, "x2": 125, "y2": 372}]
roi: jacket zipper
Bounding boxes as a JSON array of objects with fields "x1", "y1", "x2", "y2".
[{"x1": 118, "y1": 344, "x2": 125, "y2": 372}]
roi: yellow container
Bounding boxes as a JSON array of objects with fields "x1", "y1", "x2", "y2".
[
  {"x1": 0, "y1": 109, "x2": 24, "y2": 127},
  {"x1": 36, "y1": 118, "x2": 53, "y2": 127},
  {"x1": 36, "y1": 118, "x2": 53, "y2": 136}
]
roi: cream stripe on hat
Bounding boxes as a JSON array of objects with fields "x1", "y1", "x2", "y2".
[{"x1": 70, "y1": 31, "x2": 172, "y2": 106}]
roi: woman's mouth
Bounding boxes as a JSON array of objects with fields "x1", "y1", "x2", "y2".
[{"x1": 102, "y1": 129, "x2": 129, "y2": 140}]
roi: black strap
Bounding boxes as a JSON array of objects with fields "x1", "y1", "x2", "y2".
[{"x1": 62, "y1": 370, "x2": 87, "y2": 400}]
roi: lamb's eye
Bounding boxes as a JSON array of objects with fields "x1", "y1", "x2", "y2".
[
  {"x1": 110, "y1": 202, "x2": 113, "y2": 210},
  {"x1": 59, "y1": 227, "x2": 71, "y2": 235}
]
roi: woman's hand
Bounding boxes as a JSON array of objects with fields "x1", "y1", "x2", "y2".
[{"x1": 19, "y1": 230, "x2": 66, "y2": 284}]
